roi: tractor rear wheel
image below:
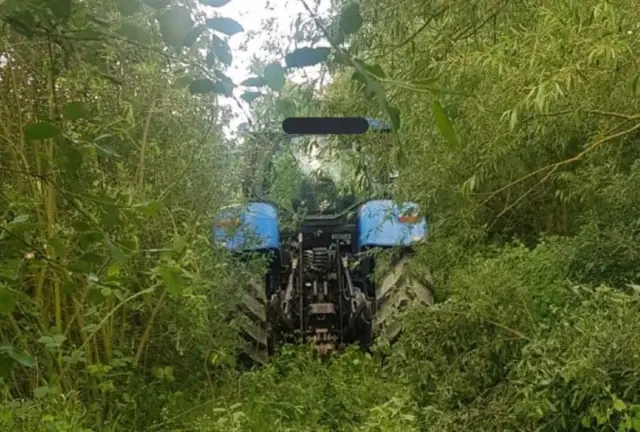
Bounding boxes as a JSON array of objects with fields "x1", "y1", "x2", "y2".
[
  {"x1": 374, "y1": 256, "x2": 435, "y2": 343},
  {"x1": 235, "y1": 279, "x2": 270, "y2": 367}
]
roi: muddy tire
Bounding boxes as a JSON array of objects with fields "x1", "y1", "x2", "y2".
[
  {"x1": 374, "y1": 256, "x2": 435, "y2": 343},
  {"x1": 236, "y1": 280, "x2": 269, "y2": 366}
]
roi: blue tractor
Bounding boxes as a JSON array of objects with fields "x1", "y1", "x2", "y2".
[{"x1": 213, "y1": 119, "x2": 434, "y2": 365}]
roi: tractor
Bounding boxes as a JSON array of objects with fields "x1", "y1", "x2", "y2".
[{"x1": 212, "y1": 118, "x2": 434, "y2": 365}]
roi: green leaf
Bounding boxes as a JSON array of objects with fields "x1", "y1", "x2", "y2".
[
  {"x1": 241, "y1": 92, "x2": 262, "y2": 103},
  {"x1": 0, "y1": 260, "x2": 21, "y2": 282},
  {"x1": 285, "y1": 47, "x2": 331, "y2": 68},
  {"x1": 263, "y1": 63, "x2": 286, "y2": 91},
  {"x1": 387, "y1": 106, "x2": 400, "y2": 131},
  {"x1": 365, "y1": 64, "x2": 386, "y2": 78},
  {"x1": 173, "y1": 76, "x2": 192, "y2": 89},
  {"x1": 106, "y1": 240, "x2": 127, "y2": 265},
  {"x1": 632, "y1": 73, "x2": 639, "y2": 95},
  {"x1": 211, "y1": 35, "x2": 232, "y2": 66},
  {"x1": 0, "y1": 345, "x2": 34, "y2": 368},
  {"x1": 48, "y1": 237, "x2": 66, "y2": 257},
  {"x1": 158, "y1": 7, "x2": 194, "y2": 50},
  {"x1": 48, "y1": 0, "x2": 72, "y2": 21},
  {"x1": 212, "y1": 80, "x2": 234, "y2": 97},
  {"x1": 24, "y1": 122, "x2": 60, "y2": 141},
  {"x1": 9, "y1": 347, "x2": 33, "y2": 367},
  {"x1": 0, "y1": 288, "x2": 15, "y2": 315},
  {"x1": 63, "y1": 102, "x2": 89, "y2": 121},
  {"x1": 189, "y1": 79, "x2": 216, "y2": 94},
  {"x1": 432, "y1": 100, "x2": 458, "y2": 147},
  {"x1": 5, "y1": 12, "x2": 36, "y2": 38},
  {"x1": 183, "y1": 25, "x2": 207, "y2": 48},
  {"x1": 241, "y1": 77, "x2": 267, "y2": 87},
  {"x1": 200, "y1": 0, "x2": 232, "y2": 6},
  {"x1": 116, "y1": 0, "x2": 142, "y2": 16},
  {"x1": 275, "y1": 99, "x2": 296, "y2": 117},
  {"x1": 33, "y1": 386, "x2": 50, "y2": 399},
  {"x1": 206, "y1": 17, "x2": 243, "y2": 36},
  {"x1": 134, "y1": 201, "x2": 163, "y2": 216},
  {"x1": 339, "y1": 3, "x2": 363, "y2": 35},
  {"x1": 160, "y1": 266, "x2": 184, "y2": 296}
]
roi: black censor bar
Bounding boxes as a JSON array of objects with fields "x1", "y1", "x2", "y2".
[{"x1": 282, "y1": 117, "x2": 370, "y2": 135}]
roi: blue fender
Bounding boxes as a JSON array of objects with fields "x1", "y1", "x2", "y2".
[
  {"x1": 357, "y1": 200, "x2": 427, "y2": 250},
  {"x1": 213, "y1": 202, "x2": 280, "y2": 251}
]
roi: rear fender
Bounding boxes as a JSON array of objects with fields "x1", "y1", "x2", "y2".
[
  {"x1": 356, "y1": 200, "x2": 427, "y2": 251},
  {"x1": 213, "y1": 202, "x2": 280, "y2": 252}
]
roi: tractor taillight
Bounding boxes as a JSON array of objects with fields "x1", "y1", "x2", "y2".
[
  {"x1": 398, "y1": 215, "x2": 420, "y2": 224},
  {"x1": 398, "y1": 211, "x2": 421, "y2": 224}
]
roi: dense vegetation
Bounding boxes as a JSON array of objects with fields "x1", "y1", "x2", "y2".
[{"x1": 2, "y1": 0, "x2": 640, "y2": 430}]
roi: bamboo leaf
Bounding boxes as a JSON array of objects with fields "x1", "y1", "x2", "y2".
[{"x1": 432, "y1": 100, "x2": 458, "y2": 147}]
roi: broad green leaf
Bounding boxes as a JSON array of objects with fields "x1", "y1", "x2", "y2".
[
  {"x1": 212, "y1": 35, "x2": 232, "y2": 66},
  {"x1": 158, "y1": 7, "x2": 194, "y2": 50},
  {"x1": 207, "y1": 17, "x2": 243, "y2": 36},
  {"x1": 160, "y1": 266, "x2": 184, "y2": 296},
  {"x1": 212, "y1": 80, "x2": 234, "y2": 97},
  {"x1": 63, "y1": 102, "x2": 89, "y2": 120},
  {"x1": 200, "y1": 0, "x2": 232, "y2": 6},
  {"x1": 5, "y1": 12, "x2": 36, "y2": 38},
  {"x1": 241, "y1": 77, "x2": 267, "y2": 87},
  {"x1": 339, "y1": 3, "x2": 363, "y2": 35},
  {"x1": 275, "y1": 99, "x2": 296, "y2": 117},
  {"x1": 173, "y1": 76, "x2": 192, "y2": 89},
  {"x1": 241, "y1": 92, "x2": 262, "y2": 103},
  {"x1": 7, "y1": 214, "x2": 38, "y2": 234},
  {"x1": 48, "y1": 0, "x2": 72, "y2": 21},
  {"x1": 432, "y1": 100, "x2": 458, "y2": 147},
  {"x1": 9, "y1": 347, "x2": 33, "y2": 367},
  {"x1": 34, "y1": 386, "x2": 50, "y2": 399},
  {"x1": 285, "y1": 47, "x2": 331, "y2": 68},
  {"x1": 0, "y1": 288, "x2": 15, "y2": 315},
  {"x1": 134, "y1": 201, "x2": 163, "y2": 216},
  {"x1": 365, "y1": 64, "x2": 386, "y2": 78},
  {"x1": 48, "y1": 237, "x2": 66, "y2": 257},
  {"x1": 0, "y1": 260, "x2": 21, "y2": 282},
  {"x1": 106, "y1": 240, "x2": 127, "y2": 265},
  {"x1": 25, "y1": 122, "x2": 59, "y2": 141},
  {"x1": 0, "y1": 345, "x2": 34, "y2": 368},
  {"x1": 183, "y1": 25, "x2": 207, "y2": 48},
  {"x1": 189, "y1": 79, "x2": 216, "y2": 94},
  {"x1": 264, "y1": 63, "x2": 286, "y2": 91},
  {"x1": 116, "y1": 0, "x2": 142, "y2": 16}
]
